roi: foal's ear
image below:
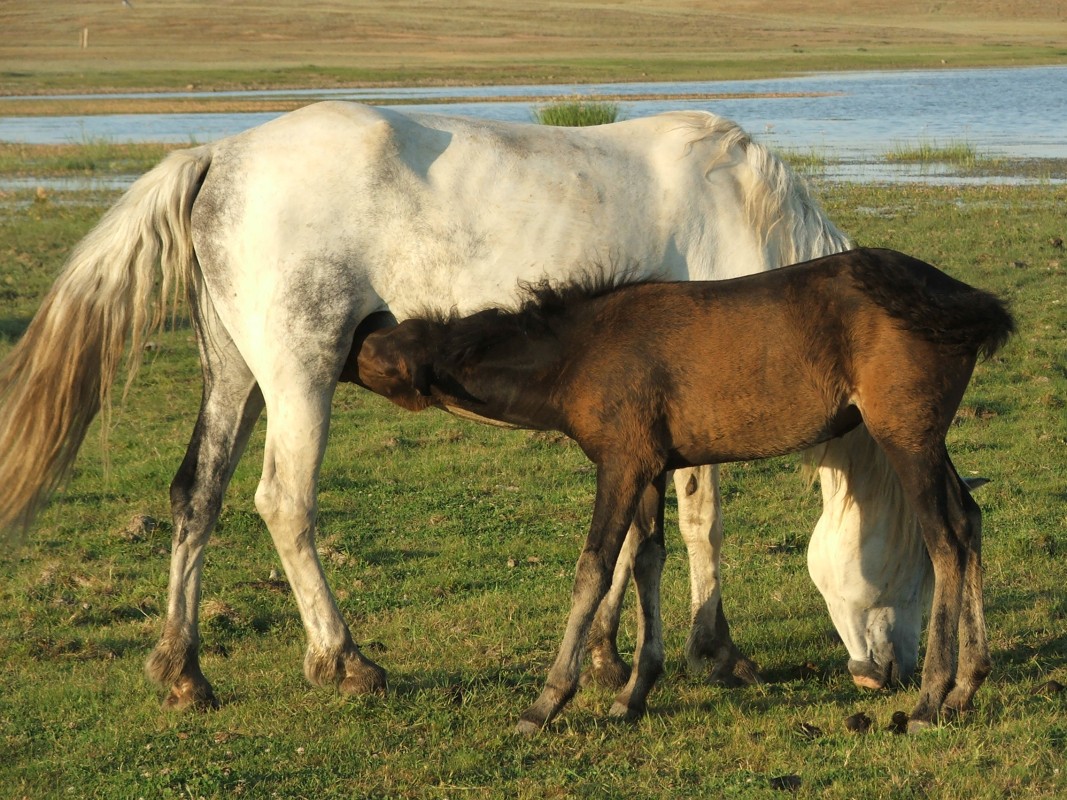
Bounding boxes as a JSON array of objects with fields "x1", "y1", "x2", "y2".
[{"x1": 412, "y1": 363, "x2": 434, "y2": 396}]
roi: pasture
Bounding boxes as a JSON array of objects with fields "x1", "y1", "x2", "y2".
[
  {"x1": 0, "y1": 172, "x2": 1064, "y2": 797},
  {"x1": 2, "y1": 0, "x2": 1067, "y2": 97}
]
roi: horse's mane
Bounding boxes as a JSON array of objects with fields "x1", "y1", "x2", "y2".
[
  {"x1": 431, "y1": 266, "x2": 653, "y2": 369},
  {"x1": 674, "y1": 111, "x2": 853, "y2": 267}
]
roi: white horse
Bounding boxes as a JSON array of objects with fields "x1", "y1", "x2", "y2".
[{"x1": 0, "y1": 103, "x2": 929, "y2": 711}]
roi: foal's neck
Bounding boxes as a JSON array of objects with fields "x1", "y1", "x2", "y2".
[{"x1": 444, "y1": 330, "x2": 570, "y2": 432}]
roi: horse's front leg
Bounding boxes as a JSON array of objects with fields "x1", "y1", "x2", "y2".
[
  {"x1": 675, "y1": 465, "x2": 761, "y2": 685},
  {"x1": 146, "y1": 305, "x2": 263, "y2": 710},
  {"x1": 609, "y1": 473, "x2": 667, "y2": 721},
  {"x1": 517, "y1": 460, "x2": 658, "y2": 734}
]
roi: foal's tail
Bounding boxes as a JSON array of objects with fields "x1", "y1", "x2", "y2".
[
  {"x1": 853, "y1": 248, "x2": 1016, "y2": 360},
  {"x1": 0, "y1": 147, "x2": 212, "y2": 543}
]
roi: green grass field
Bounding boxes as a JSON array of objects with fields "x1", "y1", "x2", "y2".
[{"x1": 0, "y1": 176, "x2": 1065, "y2": 797}]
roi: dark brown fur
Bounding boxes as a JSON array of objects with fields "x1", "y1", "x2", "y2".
[{"x1": 357, "y1": 247, "x2": 1013, "y2": 732}]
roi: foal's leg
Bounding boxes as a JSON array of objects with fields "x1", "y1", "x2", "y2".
[
  {"x1": 881, "y1": 448, "x2": 974, "y2": 731},
  {"x1": 675, "y1": 465, "x2": 760, "y2": 685},
  {"x1": 609, "y1": 474, "x2": 668, "y2": 721},
  {"x1": 517, "y1": 461, "x2": 657, "y2": 734},
  {"x1": 146, "y1": 303, "x2": 263, "y2": 710},
  {"x1": 584, "y1": 466, "x2": 759, "y2": 690},
  {"x1": 942, "y1": 475, "x2": 992, "y2": 716},
  {"x1": 584, "y1": 527, "x2": 640, "y2": 690}
]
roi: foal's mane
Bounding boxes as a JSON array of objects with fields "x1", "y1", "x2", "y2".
[{"x1": 432, "y1": 266, "x2": 653, "y2": 369}]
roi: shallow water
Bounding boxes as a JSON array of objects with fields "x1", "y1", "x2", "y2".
[{"x1": 1, "y1": 66, "x2": 1064, "y2": 186}]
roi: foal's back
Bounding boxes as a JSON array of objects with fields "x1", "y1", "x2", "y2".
[{"x1": 558, "y1": 249, "x2": 991, "y2": 467}]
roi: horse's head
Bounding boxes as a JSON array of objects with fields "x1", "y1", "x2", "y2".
[{"x1": 356, "y1": 319, "x2": 442, "y2": 412}]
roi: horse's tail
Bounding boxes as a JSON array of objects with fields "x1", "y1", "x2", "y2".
[
  {"x1": 0, "y1": 147, "x2": 212, "y2": 544},
  {"x1": 852, "y1": 248, "x2": 1015, "y2": 360}
]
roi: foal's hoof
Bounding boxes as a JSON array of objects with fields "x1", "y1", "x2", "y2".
[
  {"x1": 607, "y1": 700, "x2": 644, "y2": 722},
  {"x1": 162, "y1": 676, "x2": 219, "y2": 712},
  {"x1": 515, "y1": 718, "x2": 542, "y2": 736},
  {"x1": 730, "y1": 656, "x2": 764, "y2": 687},
  {"x1": 515, "y1": 715, "x2": 546, "y2": 736},
  {"x1": 707, "y1": 655, "x2": 763, "y2": 687}
]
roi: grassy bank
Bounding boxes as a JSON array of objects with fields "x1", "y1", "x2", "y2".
[
  {"x1": 2, "y1": 1, "x2": 1066, "y2": 96},
  {"x1": 0, "y1": 180, "x2": 1064, "y2": 797}
]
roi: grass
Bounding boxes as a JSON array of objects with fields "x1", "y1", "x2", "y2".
[
  {"x1": 778, "y1": 148, "x2": 832, "y2": 173},
  {"x1": 0, "y1": 140, "x2": 183, "y2": 178},
  {"x1": 884, "y1": 139, "x2": 984, "y2": 167},
  {"x1": 0, "y1": 176, "x2": 1065, "y2": 797},
  {"x1": 533, "y1": 100, "x2": 619, "y2": 127},
  {"x1": 1, "y1": 1, "x2": 1066, "y2": 95}
]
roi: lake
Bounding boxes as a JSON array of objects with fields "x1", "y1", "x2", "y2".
[{"x1": 1, "y1": 65, "x2": 1064, "y2": 184}]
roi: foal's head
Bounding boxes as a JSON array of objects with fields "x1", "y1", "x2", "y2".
[
  {"x1": 356, "y1": 318, "x2": 443, "y2": 411},
  {"x1": 358, "y1": 269, "x2": 649, "y2": 416}
]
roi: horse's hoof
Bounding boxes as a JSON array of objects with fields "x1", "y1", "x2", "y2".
[
  {"x1": 707, "y1": 655, "x2": 763, "y2": 687},
  {"x1": 852, "y1": 674, "x2": 885, "y2": 690},
  {"x1": 906, "y1": 719, "x2": 935, "y2": 734},
  {"x1": 581, "y1": 660, "x2": 630, "y2": 691},
  {"x1": 162, "y1": 678, "x2": 219, "y2": 712},
  {"x1": 731, "y1": 657, "x2": 763, "y2": 686},
  {"x1": 339, "y1": 663, "x2": 388, "y2": 696},
  {"x1": 848, "y1": 658, "x2": 888, "y2": 690}
]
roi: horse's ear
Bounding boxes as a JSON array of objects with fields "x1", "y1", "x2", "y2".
[{"x1": 412, "y1": 363, "x2": 434, "y2": 396}]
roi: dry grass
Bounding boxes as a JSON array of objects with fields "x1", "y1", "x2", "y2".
[{"x1": 1, "y1": 0, "x2": 1065, "y2": 94}]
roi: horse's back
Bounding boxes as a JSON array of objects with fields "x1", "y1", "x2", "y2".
[{"x1": 191, "y1": 103, "x2": 780, "y2": 322}]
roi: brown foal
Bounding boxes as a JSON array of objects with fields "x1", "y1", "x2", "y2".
[{"x1": 354, "y1": 247, "x2": 1014, "y2": 734}]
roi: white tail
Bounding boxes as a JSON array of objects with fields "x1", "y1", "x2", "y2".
[{"x1": 0, "y1": 147, "x2": 211, "y2": 541}]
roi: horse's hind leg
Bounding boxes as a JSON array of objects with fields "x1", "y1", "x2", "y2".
[
  {"x1": 675, "y1": 465, "x2": 760, "y2": 685},
  {"x1": 254, "y1": 367, "x2": 386, "y2": 696},
  {"x1": 609, "y1": 473, "x2": 668, "y2": 721},
  {"x1": 146, "y1": 303, "x2": 264, "y2": 710}
]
